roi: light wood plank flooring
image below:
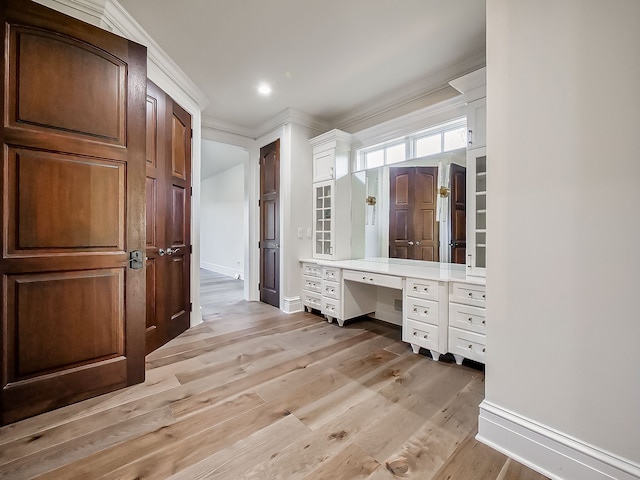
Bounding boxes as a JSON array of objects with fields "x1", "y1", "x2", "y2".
[{"x1": 0, "y1": 271, "x2": 549, "y2": 479}]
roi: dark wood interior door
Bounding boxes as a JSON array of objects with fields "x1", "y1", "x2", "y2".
[
  {"x1": 389, "y1": 167, "x2": 438, "y2": 261},
  {"x1": 0, "y1": 0, "x2": 147, "y2": 424},
  {"x1": 449, "y1": 163, "x2": 467, "y2": 264},
  {"x1": 145, "y1": 81, "x2": 191, "y2": 354},
  {"x1": 259, "y1": 140, "x2": 280, "y2": 308}
]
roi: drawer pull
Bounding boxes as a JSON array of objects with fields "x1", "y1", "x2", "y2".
[
  {"x1": 423, "y1": 310, "x2": 428, "y2": 316},
  {"x1": 482, "y1": 320, "x2": 486, "y2": 325},
  {"x1": 482, "y1": 348, "x2": 486, "y2": 353},
  {"x1": 413, "y1": 307, "x2": 418, "y2": 313},
  {"x1": 412, "y1": 286, "x2": 417, "y2": 291},
  {"x1": 482, "y1": 294, "x2": 486, "y2": 299},
  {"x1": 468, "y1": 344, "x2": 473, "y2": 349},
  {"x1": 468, "y1": 292, "x2": 473, "y2": 297},
  {"x1": 468, "y1": 317, "x2": 473, "y2": 323},
  {"x1": 423, "y1": 287, "x2": 429, "y2": 292}
]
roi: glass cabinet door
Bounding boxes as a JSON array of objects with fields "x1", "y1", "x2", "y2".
[
  {"x1": 466, "y1": 147, "x2": 486, "y2": 276},
  {"x1": 314, "y1": 182, "x2": 333, "y2": 257}
]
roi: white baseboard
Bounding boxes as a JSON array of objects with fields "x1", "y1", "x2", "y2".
[
  {"x1": 477, "y1": 401, "x2": 640, "y2": 480},
  {"x1": 200, "y1": 262, "x2": 242, "y2": 279},
  {"x1": 282, "y1": 296, "x2": 302, "y2": 314}
]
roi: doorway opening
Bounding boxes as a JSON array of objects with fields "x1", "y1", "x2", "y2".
[{"x1": 200, "y1": 139, "x2": 248, "y2": 303}]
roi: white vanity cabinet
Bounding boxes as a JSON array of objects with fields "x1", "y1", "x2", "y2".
[
  {"x1": 403, "y1": 278, "x2": 449, "y2": 361},
  {"x1": 321, "y1": 266, "x2": 343, "y2": 324},
  {"x1": 448, "y1": 282, "x2": 486, "y2": 365},
  {"x1": 301, "y1": 262, "x2": 322, "y2": 312},
  {"x1": 310, "y1": 130, "x2": 364, "y2": 260}
]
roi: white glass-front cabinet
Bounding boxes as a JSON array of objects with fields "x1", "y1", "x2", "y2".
[
  {"x1": 309, "y1": 130, "x2": 364, "y2": 261},
  {"x1": 466, "y1": 147, "x2": 486, "y2": 276},
  {"x1": 314, "y1": 180, "x2": 334, "y2": 258}
]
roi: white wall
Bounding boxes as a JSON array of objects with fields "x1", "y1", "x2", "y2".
[
  {"x1": 483, "y1": 0, "x2": 640, "y2": 473},
  {"x1": 200, "y1": 164, "x2": 245, "y2": 278}
]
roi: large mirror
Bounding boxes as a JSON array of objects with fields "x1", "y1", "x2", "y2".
[{"x1": 352, "y1": 148, "x2": 467, "y2": 263}]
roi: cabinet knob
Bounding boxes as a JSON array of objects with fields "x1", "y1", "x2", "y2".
[
  {"x1": 468, "y1": 344, "x2": 473, "y2": 349},
  {"x1": 482, "y1": 348, "x2": 486, "y2": 353},
  {"x1": 468, "y1": 292, "x2": 473, "y2": 297},
  {"x1": 482, "y1": 320, "x2": 486, "y2": 325},
  {"x1": 468, "y1": 317, "x2": 473, "y2": 323}
]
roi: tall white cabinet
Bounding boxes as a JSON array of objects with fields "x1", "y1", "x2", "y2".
[
  {"x1": 450, "y1": 67, "x2": 487, "y2": 277},
  {"x1": 309, "y1": 130, "x2": 364, "y2": 261}
]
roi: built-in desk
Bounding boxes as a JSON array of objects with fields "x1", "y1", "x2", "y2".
[{"x1": 300, "y1": 258, "x2": 486, "y2": 364}]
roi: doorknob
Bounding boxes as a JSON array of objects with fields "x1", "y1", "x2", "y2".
[
  {"x1": 166, "y1": 247, "x2": 181, "y2": 255},
  {"x1": 158, "y1": 248, "x2": 166, "y2": 256},
  {"x1": 408, "y1": 241, "x2": 414, "y2": 245},
  {"x1": 415, "y1": 241, "x2": 421, "y2": 246}
]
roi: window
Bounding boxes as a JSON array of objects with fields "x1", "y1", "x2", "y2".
[{"x1": 355, "y1": 117, "x2": 466, "y2": 171}]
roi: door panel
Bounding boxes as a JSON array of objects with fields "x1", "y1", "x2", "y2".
[
  {"x1": 1, "y1": 0, "x2": 147, "y2": 425},
  {"x1": 145, "y1": 81, "x2": 191, "y2": 354},
  {"x1": 449, "y1": 163, "x2": 467, "y2": 264},
  {"x1": 260, "y1": 140, "x2": 280, "y2": 308},
  {"x1": 389, "y1": 167, "x2": 438, "y2": 261}
]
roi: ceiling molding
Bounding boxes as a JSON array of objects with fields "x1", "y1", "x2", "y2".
[
  {"x1": 102, "y1": 0, "x2": 209, "y2": 110},
  {"x1": 254, "y1": 108, "x2": 329, "y2": 140},
  {"x1": 349, "y1": 95, "x2": 467, "y2": 151},
  {"x1": 334, "y1": 52, "x2": 486, "y2": 133},
  {"x1": 201, "y1": 115, "x2": 255, "y2": 140},
  {"x1": 33, "y1": 0, "x2": 109, "y2": 28}
]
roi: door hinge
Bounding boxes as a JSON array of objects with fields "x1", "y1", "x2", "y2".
[
  {"x1": 189, "y1": 245, "x2": 193, "y2": 254},
  {"x1": 258, "y1": 241, "x2": 261, "y2": 248},
  {"x1": 190, "y1": 128, "x2": 193, "y2": 138},
  {"x1": 258, "y1": 283, "x2": 260, "y2": 291},
  {"x1": 190, "y1": 186, "x2": 193, "y2": 196},
  {"x1": 258, "y1": 199, "x2": 261, "y2": 207},
  {"x1": 189, "y1": 302, "x2": 193, "y2": 312}
]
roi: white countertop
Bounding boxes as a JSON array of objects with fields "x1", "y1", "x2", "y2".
[{"x1": 300, "y1": 257, "x2": 486, "y2": 286}]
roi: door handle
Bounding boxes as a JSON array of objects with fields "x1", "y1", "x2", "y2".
[
  {"x1": 408, "y1": 241, "x2": 414, "y2": 245},
  {"x1": 415, "y1": 241, "x2": 421, "y2": 246},
  {"x1": 166, "y1": 247, "x2": 181, "y2": 255},
  {"x1": 158, "y1": 248, "x2": 166, "y2": 257}
]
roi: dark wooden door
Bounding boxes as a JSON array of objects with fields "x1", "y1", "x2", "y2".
[
  {"x1": 259, "y1": 140, "x2": 280, "y2": 308},
  {"x1": 145, "y1": 81, "x2": 191, "y2": 354},
  {"x1": 0, "y1": 0, "x2": 147, "y2": 424},
  {"x1": 389, "y1": 167, "x2": 438, "y2": 261},
  {"x1": 449, "y1": 163, "x2": 467, "y2": 264}
]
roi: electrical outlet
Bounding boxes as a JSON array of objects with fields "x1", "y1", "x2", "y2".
[
  {"x1": 297, "y1": 228, "x2": 303, "y2": 239},
  {"x1": 306, "y1": 227, "x2": 312, "y2": 238}
]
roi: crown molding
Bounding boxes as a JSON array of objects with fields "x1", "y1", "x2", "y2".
[
  {"x1": 201, "y1": 115, "x2": 255, "y2": 140},
  {"x1": 253, "y1": 108, "x2": 329, "y2": 139},
  {"x1": 102, "y1": 0, "x2": 209, "y2": 110},
  {"x1": 33, "y1": 0, "x2": 109, "y2": 28},
  {"x1": 349, "y1": 95, "x2": 467, "y2": 150},
  {"x1": 334, "y1": 52, "x2": 486, "y2": 133}
]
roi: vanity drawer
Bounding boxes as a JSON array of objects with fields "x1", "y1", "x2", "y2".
[
  {"x1": 448, "y1": 327, "x2": 486, "y2": 364},
  {"x1": 303, "y1": 263, "x2": 322, "y2": 278},
  {"x1": 405, "y1": 297, "x2": 439, "y2": 326},
  {"x1": 405, "y1": 278, "x2": 439, "y2": 301},
  {"x1": 404, "y1": 319, "x2": 439, "y2": 352},
  {"x1": 449, "y1": 303, "x2": 486, "y2": 335},
  {"x1": 322, "y1": 298, "x2": 341, "y2": 317},
  {"x1": 322, "y1": 281, "x2": 341, "y2": 300},
  {"x1": 302, "y1": 292, "x2": 322, "y2": 309},
  {"x1": 450, "y1": 282, "x2": 486, "y2": 307},
  {"x1": 322, "y1": 266, "x2": 342, "y2": 282},
  {"x1": 302, "y1": 275, "x2": 322, "y2": 293},
  {"x1": 343, "y1": 269, "x2": 403, "y2": 289}
]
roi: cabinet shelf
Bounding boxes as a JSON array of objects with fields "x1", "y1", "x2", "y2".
[
  {"x1": 476, "y1": 191, "x2": 487, "y2": 196},
  {"x1": 476, "y1": 172, "x2": 487, "y2": 177}
]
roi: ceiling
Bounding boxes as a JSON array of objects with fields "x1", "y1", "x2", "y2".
[
  {"x1": 116, "y1": 0, "x2": 486, "y2": 132},
  {"x1": 201, "y1": 140, "x2": 249, "y2": 179}
]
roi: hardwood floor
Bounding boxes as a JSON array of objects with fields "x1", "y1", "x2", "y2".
[{"x1": 0, "y1": 271, "x2": 549, "y2": 479}]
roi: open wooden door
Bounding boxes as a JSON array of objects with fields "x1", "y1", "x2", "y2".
[
  {"x1": 145, "y1": 81, "x2": 191, "y2": 354},
  {"x1": 0, "y1": 0, "x2": 147, "y2": 424}
]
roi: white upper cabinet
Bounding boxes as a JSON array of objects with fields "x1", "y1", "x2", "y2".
[
  {"x1": 466, "y1": 97, "x2": 486, "y2": 150},
  {"x1": 450, "y1": 67, "x2": 487, "y2": 277},
  {"x1": 309, "y1": 129, "x2": 364, "y2": 260},
  {"x1": 310, "y1": 129, "x2": 351, "y2": 183}
]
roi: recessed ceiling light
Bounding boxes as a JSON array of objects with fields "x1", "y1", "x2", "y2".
[{"x1": 257, "y1": 83, "x2": 272, "y2": 96}]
